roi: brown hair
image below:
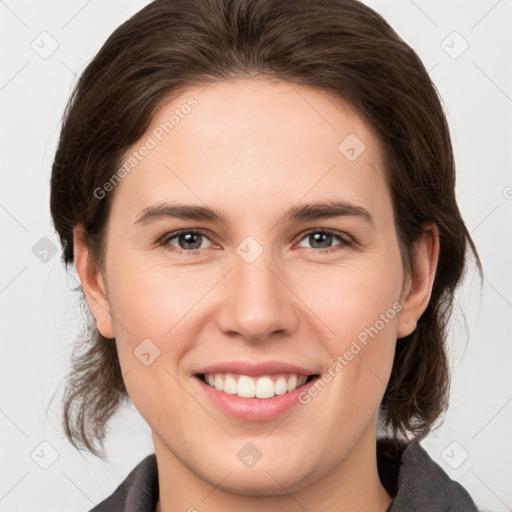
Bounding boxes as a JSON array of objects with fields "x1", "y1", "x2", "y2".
[{"x1": 50, "y1": 0, "x2": 481, "y2": 458}]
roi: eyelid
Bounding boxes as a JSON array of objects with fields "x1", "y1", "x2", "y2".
[
  {"x1": 158, "y1": 228, "x2": 216, "y2": 250},
  {"x1": 294, "y1": 227, "x2": 353, "y2": 247},
  {"x1": 158, "y1": 227, "x2": 354, "y2": 254}
]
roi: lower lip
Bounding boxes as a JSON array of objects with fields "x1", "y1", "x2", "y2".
[{"x1": 194, "y1": 375, "x2": 320, "y2": 421}]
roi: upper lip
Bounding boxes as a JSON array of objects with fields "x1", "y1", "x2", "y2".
[{"x1": 195, "y1": 361, "x2": 319, "y2": 377}]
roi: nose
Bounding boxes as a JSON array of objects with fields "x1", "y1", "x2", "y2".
[{"x1": 215, "y1": 250, "x2": 299, "y2": 343}]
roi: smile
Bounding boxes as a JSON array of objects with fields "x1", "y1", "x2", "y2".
[
  {"x1": 195, "y1": 372, "x2": 321, "y2": 421},
  {"x1": 199, "y1": 372, "x2": 315, "y2": 399}
]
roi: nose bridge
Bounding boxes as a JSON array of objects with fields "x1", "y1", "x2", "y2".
[{"x1": 216, "y1": 240, "x2": 297, "y2": 341}]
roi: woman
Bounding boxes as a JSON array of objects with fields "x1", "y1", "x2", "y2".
[{"x1": 50, "y1": 0, "x2": 481, "y2": 510}]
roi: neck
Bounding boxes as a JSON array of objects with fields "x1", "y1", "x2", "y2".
[{"x1": 153, "y1": 423, "x2": 392, "y2": 512}]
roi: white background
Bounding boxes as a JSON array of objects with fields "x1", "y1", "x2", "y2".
[{"x1": 1, "y1": 1, "x2": 511, "y2": 511}]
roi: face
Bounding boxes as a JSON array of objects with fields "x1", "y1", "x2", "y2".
[{"x1": 78, "y1": 79, "x2": 433, "y2": 495}]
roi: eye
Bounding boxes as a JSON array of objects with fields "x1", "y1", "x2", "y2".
[
  {"x1": 160, "y1": 229, "x2": 216, "y2": 253},
  {"x1": 295, "y1": 229, "x2": 353, "y2": 253},
  {"x1": 159, "y1": 228, "x2": 353, "y2": 255}
]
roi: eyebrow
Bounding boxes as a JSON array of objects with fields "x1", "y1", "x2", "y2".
[{"x1": 134, "y1": 200, "x2": 373, "y2": 227}]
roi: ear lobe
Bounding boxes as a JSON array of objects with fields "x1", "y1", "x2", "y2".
[
  {"x1": 73, "y1": 225, "x2": 115, "y2": 339},
  {"x1": 397, "y1": 223, "x2": 440, "y2": 339}
]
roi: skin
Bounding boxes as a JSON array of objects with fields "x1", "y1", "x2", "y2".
[{"x1": 74, "y1": 79, "x2": 439, "y2": 511}]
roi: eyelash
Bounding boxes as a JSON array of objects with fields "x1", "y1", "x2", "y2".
[{"x1": 158, "y1": 228, "x2": 353, "y2": 255}]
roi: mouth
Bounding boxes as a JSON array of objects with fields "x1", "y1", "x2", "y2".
[
  {"x1": 193, "y1": 361, "x2": 322, "y2": 420},
  {"x1": 196, "y1": 372, "x2": 319, "y2": 399}
]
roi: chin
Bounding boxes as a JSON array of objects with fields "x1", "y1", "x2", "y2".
[
  {"x1": 191, "y1": 449, "x2": 322, "y2": 497},
  {"x1": 209, "y1": 465, "x2": 315, "y2": 497}
]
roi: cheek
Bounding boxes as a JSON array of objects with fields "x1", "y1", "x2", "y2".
[
  {"x1": 298, "y1": 253, "x2": 402, "y2": 341},
  {"x1": 297, "y1": 253, "x2": 402, "y2": 398},
  {"x1": 104, "y1": 257, "x2": 230, "y2": 418},
  {"x1": 106, "y1": 256, "x2": 216, "y2": 342},
  {"x1": 105, "y1": 260, "x2": 204, "y2": 423}
]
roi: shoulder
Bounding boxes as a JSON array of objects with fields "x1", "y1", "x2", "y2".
[
  {"x1": 378, "y1": 437, "x2": 478, "y2": 512},
  {"x1": 88, "y1": 454, "x2": 159, "y2": 512}
]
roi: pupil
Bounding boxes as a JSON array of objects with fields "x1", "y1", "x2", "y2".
[
  {"x1": 180, "y1": 233, "x2": 201, "y2": 250},
  {"x1": 310, "y1": 233, "x2": 331, "y2": 249}
]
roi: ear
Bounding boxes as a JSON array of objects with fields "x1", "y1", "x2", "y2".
[
  {"x1": 397, "y1": 223, "x2": 440, "y2": 339},
  {"x1": 73, "y1": 225, "x2": 115, "y2": 339}
]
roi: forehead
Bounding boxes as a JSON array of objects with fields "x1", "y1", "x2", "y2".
[{"x1": 113, "y1": 79, "x2": 391, "y2": 222}]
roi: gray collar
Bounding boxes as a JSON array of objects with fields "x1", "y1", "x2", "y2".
[{"x1": 90, "y1": 438, "x2": 477, "y2": 511}]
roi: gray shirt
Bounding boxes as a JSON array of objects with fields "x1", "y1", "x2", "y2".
[{"x1": 89, "y1": 438, "x2": 478, "y2": 511}]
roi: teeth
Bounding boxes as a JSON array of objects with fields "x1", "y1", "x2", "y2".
[
  {"x1": 275, "y1": 376, "x2": 288, "y2": 395},
  {"x1": 202, "y1": 372, "x2": 310, "y2": 399},
  {"x1": 238, "y1": 375, "x2": 255, "y2": 398},
  {"x1": 287, "y1": 374, "x2": 297, "y2": 392},
  {"x1": 255, "y1": 376, "x2": 274, "y2": 399},
  {"x1": 224, "y1": 375, "x2": 238, "y2": 394}
]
